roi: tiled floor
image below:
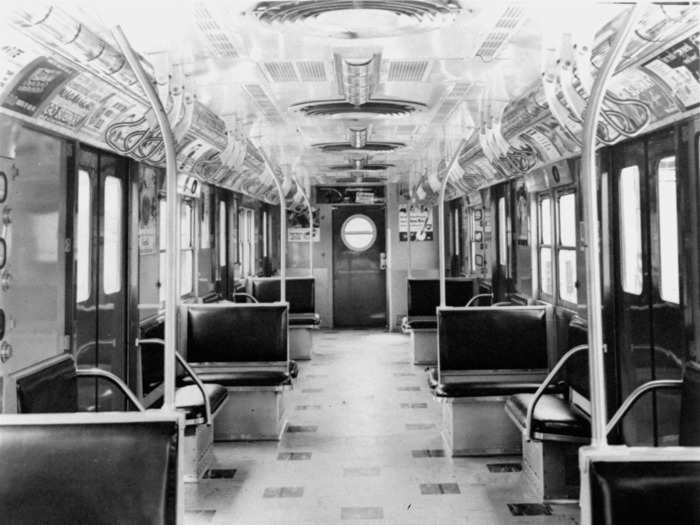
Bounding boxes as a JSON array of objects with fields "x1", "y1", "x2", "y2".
[{"x1": 185, "y1": 330, "x2": 581, "y2": 525}]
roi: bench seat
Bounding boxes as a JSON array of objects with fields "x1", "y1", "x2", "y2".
[
  {"x1": 175, "y1": 383, "x2": 228, "y2": 421},
  {"x1": 182, "y1": 371, "x2": 292, "y2": 388},
  {"x1": 506, "y1": 393, "x2": 590, "y2": 440},
  {"x1": 435, "y1": 382, "x2": 564, "y2": 398},
  {"x1": 290, "y1": 313, "x2": 320, "y2": 326}
]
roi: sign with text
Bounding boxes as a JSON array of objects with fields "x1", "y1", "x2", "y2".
[{"x1": 399, "y1": 205, "x2": 433, "y2": 241}]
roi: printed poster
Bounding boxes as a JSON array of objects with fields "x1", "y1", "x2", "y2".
[
  {"x1": 288, "y1": 208, "x2": 320, "y2": 242},
  {"x1": 399, "y1": 205, "x2": 433, "y2": 241},
  {"x1": 643, "y1": 33, "x2": 700, "y2": 110}
]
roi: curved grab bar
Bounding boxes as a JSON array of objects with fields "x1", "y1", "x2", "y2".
[
  {"x1": 136, "y1": 338, "x2": 213, "y2": 426},
  {"x1": 465, "y1": 293, "x2": 493, "y2": 307},
  {"x1": 525, "y1": 344, "x2": 589, "y2": 440},
  {"x1": 76, "y1": 368, "x2": 145, "y2": 412},
  {"x1": 232, "y1": 293, "x2": 259, "y2": 303},
  {"x1": 605, "y1": 379, "x2": 682, "y2": 436}
]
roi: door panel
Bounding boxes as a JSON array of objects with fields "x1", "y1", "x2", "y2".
[
  {"x1": 612, "y1": 129, "x2": 687, "y2": 446},
  {"x1": 332, "y1": 205, "x2": 386, "y2": 327},
  {"x1": 73, "y1": 148, "x2": 128, "y2": 411}
]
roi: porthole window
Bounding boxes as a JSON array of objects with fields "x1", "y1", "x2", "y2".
[{"x1": 341, "y1": 214, "x2": 376, "y2": 252}]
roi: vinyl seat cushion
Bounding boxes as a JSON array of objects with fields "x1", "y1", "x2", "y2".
[
  {"x1": 289, "y1": 313, "x2": 320, "y2": 326},
  {"x1": 182, "y1": 370, "x2": 292, "y2": 388},
  {"x1": 175, "y1": 383, "x2": 228, "y2": 421},
  {"x1": 434, "y1": 381, "x2": 564, "y2": 398},
  {"x1": 506, "y1": 392, "x2": 590, "y2": 438}
]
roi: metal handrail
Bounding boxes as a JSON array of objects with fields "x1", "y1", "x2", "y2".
[
  {"x1": 605, "y1": 379, "x2": 682, "y2": 436},
  {"x1": 232, "y1": 293, "x2": 259, "y2": 303},
  {"x1": 113, "y1": 27, "x2": 178, "y2": 412},
  {"x1": 525, "y1": 344, "x2": 588, "y2": 440},
  {"x1": 465, "y1": 293, "x2": 493, "y2": 307},
  {"x1": 580, "y1": 3, "x2": 644, "y2": 448},
  {"x1": 136, "y1": 338, "x2": 213, "y2": 426},
  {"x1": 76, "y1": 368, "x2": 145, "y2": 412}
]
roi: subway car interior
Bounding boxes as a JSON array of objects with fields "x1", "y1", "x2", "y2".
[{"x1": 0, "y1": 1, "x2": 699, "y2": 524}]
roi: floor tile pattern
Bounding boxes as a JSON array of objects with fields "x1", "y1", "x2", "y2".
[{"x1": 185, "y1": 329, "x2": 581, "y2": 524}]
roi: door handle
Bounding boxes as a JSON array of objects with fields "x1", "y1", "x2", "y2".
[{"x1": 379, "y1": 252, "x2": 387, "y2": 270}]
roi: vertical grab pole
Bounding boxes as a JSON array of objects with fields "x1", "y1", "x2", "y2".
[
  {"x1": 259, "y1": 151, "x2": 287, "y2": 303},
  {"x1": 439, "y1": 140, "x2": 467, "y2": 307},
  {"x1": 580, "y1": 3, "x2": 643, "y2": 447},
  {"x1": 303, "y1": 190, "x2": 314, "y2": 276},
  {"x1": 407, "y1": 200, "x2": 413, "y2": 278},
  {"x1": 113, "y1": 26, "x2": 179, "y2": 411}
]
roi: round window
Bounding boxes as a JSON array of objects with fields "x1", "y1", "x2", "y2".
[{"x1": 341, "y1": 214, "x2": 376, "y2": 252}]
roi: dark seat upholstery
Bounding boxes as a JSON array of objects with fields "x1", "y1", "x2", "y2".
[
  {"x1": 436, "y1": 382, "x2": 566, "y2": 398},
  {"x1": 16, "y1": 355, "x2": 78, "y2": 413},
  {"x1": 589, "y1": 461, "x2": 700, "y2": 525},
  {"x1": 0, "y1": 414, "x2": 178, "y2": 525},
  {"x1": 251, "y1": 277, "x2": 320, "y2": 327},
  {"x1": 289, "y1": 313, "x2": 321, "y2": 326},
  {"x1": 186, "y1": 304, "x2": 288, "y2": 363},
  {"x1": 180, "y1": 370, "x2": 292, "y2": 388},
  {"x1": 506, "y1": 393, "x2": 590, "y2": 439},
  {"x1": 438, "y1": 306, "x2": 548, "y2": 373},
  {"x1": 184, "y1": 303, "x2": 291, "y2": 388},
  {"x1": 680, "y1": 360, "x2": 700, "y2": 446},
  {"x1": 175, "y1": 383, "x2": 228, "y2": 421},
  {"x1": 405, "y1": 278, "x2": 479, "y2": 332}
]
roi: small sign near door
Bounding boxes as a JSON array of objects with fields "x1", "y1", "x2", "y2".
[{"x1": 399, "y1": 205, "x2": 433, "y2": 241}]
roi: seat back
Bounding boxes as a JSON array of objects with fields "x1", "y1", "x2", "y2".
[
  {"x1": 14, "y1": 354, "x2": 78, "y2": 413},
  {"x1": 251, "y1": 277, "x2": 315, "y2": 313},
  {"x1": 563, "y1": 315, "x2": 590, "y2": 403},
  {"x1": 407, "y1": 278, "x2": 478, "y2": 317},
  {"x1": 0, "y1": 413, "x2": 179, "y2": 525},
  {"x1": 185, "y1": 303, "x2": 288, "y2": 364},
  {"x1": 437, "y1": 306, "x2": 548, "y2": 376},
  {"x1": 589, "y1": 459, "x2": 700, "y2": 525},
  {"x1": 680, "y1": 360, "x2": 700, "y2": 446}
]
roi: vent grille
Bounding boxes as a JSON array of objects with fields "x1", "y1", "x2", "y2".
[
  {"x1": 263, "y1": 62, "x2": 298, "y2": 82},
  {"x1": 431, "y1": 82, "x2": 471, "y2": 124},
  {"x1": 297, "y1": 61, "x2": 326, "y2": 81},
  {"x1": 243, "y1": 84, "x2": 284, "y2": 123},
  {"x1": 387, "y1": 60, "x2": 430, "y2": 82},
  {"x1": 193, "y1": 3, "x2": 238, "y2": 58},
  {"x1": 475, "y1": 4, "x2": 525, "y2": 61}
]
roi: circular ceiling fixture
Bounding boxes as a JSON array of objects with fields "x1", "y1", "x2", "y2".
[
  {"x1": 290, "y1": 99, "x2": 425, "y2": 118},
  {"x1": 250, "y1": 0, "x2": 462, "y2": 38},
  {"x1": 312, "y1": 142, "x2": 405, "y2": 153}
]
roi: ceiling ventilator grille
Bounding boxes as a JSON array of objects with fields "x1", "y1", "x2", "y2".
[
  {"x1": 193, "y1": 3, "x2": 239, "y2": 58},
  {"x1": 243, "y1": 84, "x2": 285, "y2": 123},
  {"x1": 387, "y1": 60, "x2": 430, "y2": 82},
  {"x1": 474, "y1": 4, "x2": 525, "y2": 61}
]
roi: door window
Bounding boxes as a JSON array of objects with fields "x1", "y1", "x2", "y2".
[
  {"x1": 619, "y1": 165, "x2": 643, "y2": 295},
  {"x1": 557, "y1": 192, "x2": 577, "y2": 304},
  {"x1": 102, "y1": 176, "x2": 122, "y2": 294},
  {"x1": 341, "y1": 214, "x2": 376, "y2": 252},
  {"x1": 76, "y1": 170, "x2": 92, "y2": 302},
  {"x1": 657, "y1": 156, "x2": 679, "y2": 303}
]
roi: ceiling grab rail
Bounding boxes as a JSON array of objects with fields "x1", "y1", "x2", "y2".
[
  {"x1": 438, "y1": 140, "x2": 467, "y2": 306},
  {"x1": 579, "y1": 2, "x2": 643, "y2": 451},
  {"x1": 113, "y1": 26, "x2": 179, "y2": 412}
]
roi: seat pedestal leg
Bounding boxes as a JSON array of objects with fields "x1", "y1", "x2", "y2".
[
  {"x1": 441, "y1": 397, "x2": 522, "y2": 456},
  {"x1": 183, "y1": 422, "x2": 215, "y2": 483},
  {"x1": 289, "y1": 327, "x2": 313, "y2": 360},
  {"x1": 521, "y1": 435, "x2": 581, "y2": 501},
  {"x1": 214, "y1": 388, "x2": 286, "y2": 441},
  {"x1": 411, "y1": 330, "x2": 437, "y2": 365}
]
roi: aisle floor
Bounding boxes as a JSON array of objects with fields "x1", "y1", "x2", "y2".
[{"x1": 185, "y1": 330, "x2": 581, "y2": 525}]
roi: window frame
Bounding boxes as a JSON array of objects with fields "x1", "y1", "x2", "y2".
[
  {"x1": 555, "y1": 190, "x2": 578, "y2": 306},
  {"x1": 537, "y1": 193, "x2": 554, "y2": 300},
  {"x1": 180, "y1": 199, "x2": 195, "y2": 297}
]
